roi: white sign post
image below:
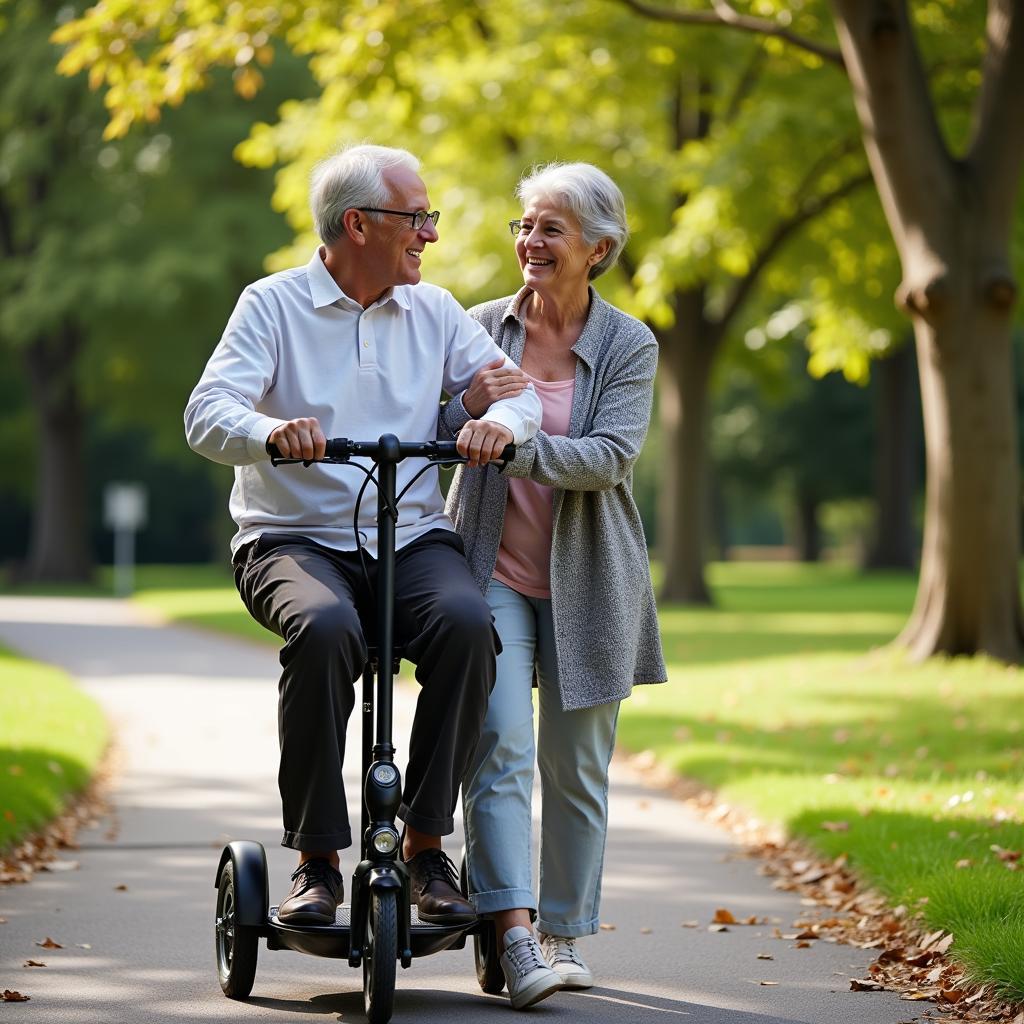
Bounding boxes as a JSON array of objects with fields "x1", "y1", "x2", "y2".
[{"x1": 103, "y1": 482, "x2": 148, "y2": 597}]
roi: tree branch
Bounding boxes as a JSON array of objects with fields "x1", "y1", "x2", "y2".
[
  {"x1": 830, "y1": 0, "x2": 954, "y2": 261},
  {"x1": 717, "y1": 169, "x2": 873, "y2": 334},
  {"x1": 968, "y1": 0, "x2": 1024, "y2": 255},
  {"x1": 0, "y1": 190, "x2": 15, "y2": 260},
  {"x1": 723, "y1": 45, "x2": 765, "y2": 124},
  {"x1": 615, "y1": 0, "x2": 845, "y2": 68}
]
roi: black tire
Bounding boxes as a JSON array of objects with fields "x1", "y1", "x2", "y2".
[
  {"x1": 215, "y1": 859, "x2": 259, "y2": 999},
  {"x1": 460, "y1": 852, "x2": 504, "y2": 995},
  {"x1": 474, "y1": 921, "x2": 506, "y2": 995},
  {"x1": 363, "y1": 889, "x2": 398, "y2": 1024}
]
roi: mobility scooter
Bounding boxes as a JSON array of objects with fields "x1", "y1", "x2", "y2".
[{"x1": 213, "y1": 434, "x2": 508, "y2": 1023}]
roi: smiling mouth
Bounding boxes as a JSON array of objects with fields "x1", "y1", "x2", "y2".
[
  {"x1": 526, "y1": 257, "x2": 553, "y2": 266},
  {"x1": 406, "y1": 249, "x2": 422, "y2": 260}
]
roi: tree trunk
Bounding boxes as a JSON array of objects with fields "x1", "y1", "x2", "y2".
[
  {"x1": 656, "y1": 292, "x2": 716, "y2": 604},
  {"x1": 831, "y1": 0, "x2": 1024, "y2": 661},
  {"x1": 793, "y1": 489, "x2": 821, "y2": 563},
  {"x1": 864, "y1": 340, "x2": 918, "y2": 570},
  {"x1": 897, "y1": 290, "x2": 1024, "y2": 660},
  {"x1": 21, "y1": 325, "x2": 93, "y2": 583}
]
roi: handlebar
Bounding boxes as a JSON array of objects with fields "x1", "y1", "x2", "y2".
[{"x1": 266, "y1": 435, "x2": 516, "y2": 467}]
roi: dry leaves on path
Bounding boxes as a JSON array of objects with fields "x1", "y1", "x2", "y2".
[{"x1": 2, "y1": 990, "x2": 30, "y2": 1002}]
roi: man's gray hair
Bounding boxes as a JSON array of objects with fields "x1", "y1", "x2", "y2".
[
  {"x1": 310, "y1": 144, "x2": 420, "y2": 246},
  {"x1": 516, "y1": 162, "x2": 629, "y2": 280}
]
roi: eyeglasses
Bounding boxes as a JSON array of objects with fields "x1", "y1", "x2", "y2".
[
  {"x1": 357, "y1": 208, "x2": 440, "y2": 230},
  {"x1": 509, "y1": 220, "x2": 525, "y2": 235}
]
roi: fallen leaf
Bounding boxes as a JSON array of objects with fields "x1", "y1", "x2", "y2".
[
  {"x1": 114, "y1": 884, "x2": 128, "y2": 892},
  {"x1": 2, "y1": 990, "x2": 30, "y2": 1002},
  {"x1": 899, "y1": 990, "x2": 934, "y2": 1001},
  {"x1": 757, "y1": 954, "x2": 774, "y2": 960},
  {"x1": 933, "y1": 933, "x2": 954, "y2": 954},
  {"x1": 991, "y1": 844, "x2": 1022, "y2": 863},
  {"x1": 850, "y1": 978, "x2": 885, "y2": 991},
  {"x1": 22, "y1": 961, "x2": 45, "y2": 968},
  {"x1": 795, "y1": 941, "x2": 812, "y2": 949},
  {"x1": 795, "y1": 930, "x2": 818, "y2": 940},
  {"x1": 76, "y1": 943, "x2": 91, "y2": 950},
  {"x1": 713, "y1": 908, "x2": 738, "y2": 924},
  {"x1": 36, "y1": 937, "x2": 62, "y2": 949},
  {"x1": 708, "y1": 923, "x2": 729, "y2": 932},
  {"x1": 940, "y1": 989, "x2": 964, "y2": 1003},
  {"x1": 598, "y1": 922, "x2": 615, "y2": 931},
  {"x1": 759, "y1": 980, "x2": 779, "y2": 986},
  {"x1": 680, "y1": 920, "x2": 698, "y2": 928},
  {"x1": 640, "y1": 927, "x2": 652, "y2": 934}
]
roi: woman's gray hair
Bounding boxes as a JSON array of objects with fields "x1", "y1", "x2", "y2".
[
  {"x1": 516, "y1": 162, "x2": 629, "y2": 280},
  {"x1": 310, "y1": 144, "x2": 420, "y2": 246}
]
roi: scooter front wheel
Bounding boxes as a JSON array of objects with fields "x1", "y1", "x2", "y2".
[
  {"x1": 215, "y1": 859, "x2": 259, "y2": 999},
  {"x1": 363, "y1": 889, "x2": 398, "y2": 1024}
]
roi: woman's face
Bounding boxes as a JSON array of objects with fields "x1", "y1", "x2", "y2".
[{"x1": 513, "y1": 196, "x2": 602, "y2": 295}]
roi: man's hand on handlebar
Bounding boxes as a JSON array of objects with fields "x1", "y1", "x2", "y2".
[
  {"x1": 457, "y1": 421, "x2": 515, "y2": 469},
  {"x1": 268, "y1": 417, "x2": 326, "y2": 462}
]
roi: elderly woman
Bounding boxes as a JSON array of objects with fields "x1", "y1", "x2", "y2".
[{"x1": 440, "y1": 162, "x2": 666, "y2": 1009}]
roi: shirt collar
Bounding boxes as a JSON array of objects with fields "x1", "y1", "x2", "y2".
[
  {"x1": 502, "y1": 285, "x2": 610, "y2": 368},
  {"x1": 305, "y1": 248, "x2": 413, "y2": 312}
]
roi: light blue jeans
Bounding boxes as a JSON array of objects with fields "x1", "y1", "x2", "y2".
[{"x1": 463, "y1": 579, "x2": 620, "y2": 938}]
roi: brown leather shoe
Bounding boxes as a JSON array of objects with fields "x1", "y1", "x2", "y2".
[
  {"x1": 405, "y1": 848, "x2": 476, "y2": 925},
  {"x1": 277, "y1": 859, "x2": 344, "y2": 924}
]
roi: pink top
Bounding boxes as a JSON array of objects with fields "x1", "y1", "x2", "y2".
[{"x1": 493, "y1": 372, "x2": 575, "y2": 599}]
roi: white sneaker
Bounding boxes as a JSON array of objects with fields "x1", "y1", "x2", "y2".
[
  {"x1": 499, "y1": 926, "x2": 562, "y2": 1009},
  {"x1": 539, "y1": 933, "x2": 594, "y2": 989}
]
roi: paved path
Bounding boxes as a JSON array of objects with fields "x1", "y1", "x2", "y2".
[{"x1": 0, "y1": 597, "x2": 913, "y2": 1023}]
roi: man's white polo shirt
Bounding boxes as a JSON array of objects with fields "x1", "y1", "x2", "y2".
[{"x1": 185, "y1": 249, "x2": 541, "y2": 558}]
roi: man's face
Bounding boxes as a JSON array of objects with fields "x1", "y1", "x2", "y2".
[{"x1": 363, "y1": 165, "x2": 439, "y2": 291}]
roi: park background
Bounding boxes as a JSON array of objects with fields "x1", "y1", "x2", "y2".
[{"x1": 4, "y1": 0, "x2": 1024, "y2": 1011}]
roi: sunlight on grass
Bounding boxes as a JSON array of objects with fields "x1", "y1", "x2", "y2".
[
  {"x1": 619, "y1": 566, "x2": 1024, "y2": 999},
  {"x1": 0, "y1": 647, "x2": 108, "y2": 851}
]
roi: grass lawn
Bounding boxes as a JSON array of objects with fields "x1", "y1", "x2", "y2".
[
  {"x1": 624, "y1": 561, "x2": 1024, "y2": 1001},
  {"x1": 30, "y1": 559, "x2": 1024, "y2": 999},
  {"x1": 0, "y1": 647, "x2": 109, "y2": 852}
]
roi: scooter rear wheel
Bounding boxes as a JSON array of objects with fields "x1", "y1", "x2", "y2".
[
  {"x1": 459, "y1": 852, "x2": 504, "y2": 994},
  {"x1": 363, "y1": 889, "x2": 398, "y2": 1024},
  {"x1": 215, "y1": 859, "x2": 258, "y2": 999}
]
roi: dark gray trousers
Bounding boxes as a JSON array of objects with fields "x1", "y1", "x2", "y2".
[{"x1": 233, "y1": 529, "x2": 497, "y2": 852}]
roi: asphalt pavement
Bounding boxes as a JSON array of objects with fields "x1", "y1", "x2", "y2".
[{"x1": 0, "y1": 596, "x2": 915, "y2": 1023}]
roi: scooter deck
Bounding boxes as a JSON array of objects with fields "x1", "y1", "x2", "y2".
[{"x1": 265, "y1": 905, "x2": 474, "y2": 959}]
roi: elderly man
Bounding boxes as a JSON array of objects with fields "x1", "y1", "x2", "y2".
[{"x1": 185, "y1": 144, "x2": 541, "y2": 926}]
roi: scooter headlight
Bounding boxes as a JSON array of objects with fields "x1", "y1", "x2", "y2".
[{"x1": 371, "y1": 827, "x2": 399, "y2": 855}]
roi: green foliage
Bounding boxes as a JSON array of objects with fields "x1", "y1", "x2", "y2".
[
  {"x1": 0, "y1": 0, "x2": 315, "y2": 559},
  {"x1": 0, "y1": 645, "x2": 108, "y2": 851},
  {"x1": 52, "y1": 0, "x2": 908, "y2": 375},
  {"x1": 54, "y1": 0, "x2": 1018, "y2": 382}
]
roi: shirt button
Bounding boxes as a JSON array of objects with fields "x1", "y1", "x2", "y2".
[{"x1": 363, "y1": 341, "x2": 369, "y2": 347}]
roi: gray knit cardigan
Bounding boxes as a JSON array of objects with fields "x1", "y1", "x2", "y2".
[{"x1": 440, "y1": 287, "x2": 667, "y2": 711}]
